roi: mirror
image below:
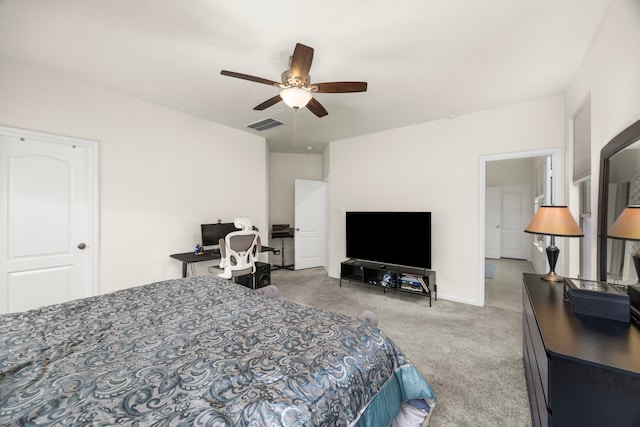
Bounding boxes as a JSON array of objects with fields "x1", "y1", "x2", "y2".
[{"x1": 597, "y1": 119, "x2": 640, "y2": 283}]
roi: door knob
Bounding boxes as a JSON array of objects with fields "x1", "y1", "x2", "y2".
[{"x1": 77, "y1": 243, "x2": 86, "y2": 249}]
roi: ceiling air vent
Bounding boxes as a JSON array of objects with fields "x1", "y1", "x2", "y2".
[{"x1": 245, "y1": 118, "x2": 284, "y2": 131}]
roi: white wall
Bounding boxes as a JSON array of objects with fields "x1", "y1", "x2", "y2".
[
  {"x1": 486, "y1": 158, "x2": 534, "y2": 187},
  {"x1": 329, "y1": 96, "x2": 564, "y2": 305},
  {"x1": 0, "y1": 59, "x2": 268, "y2": 294},
  {"x1": 564, "y1": 0, "x2": 640, "y2": 279},
  {"x1": 268, "y1": 152, "x2": 322, "y2": 265}
]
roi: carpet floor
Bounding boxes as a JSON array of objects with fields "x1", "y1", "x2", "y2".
[{"x1": 269, "y1": 258, "x2": 535, "y2": 426}]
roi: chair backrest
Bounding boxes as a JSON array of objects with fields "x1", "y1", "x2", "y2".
[{"x1": 218, "y1": 218, "x2": 261, "y2": 279}]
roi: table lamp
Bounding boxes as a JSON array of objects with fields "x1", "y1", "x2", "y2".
[
  {"x1": 524, "y1": 205, "x2": 583, "y2": 282},
  {"x1": 607, "y1": 205, "x2": 640, "y2": 282}
]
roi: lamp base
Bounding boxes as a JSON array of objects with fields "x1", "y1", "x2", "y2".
[
  {"x1": 540, "y1": 271, "x2": 563, "y2": 282},
  {"x1": 540, "y1": 243, "x2": 562, "y2": 282}
]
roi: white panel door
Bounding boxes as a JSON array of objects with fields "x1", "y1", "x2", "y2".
[
  {"x1": 485, "y1": 186, "x2": 501, "y2": 259},
  {"x1": 0, "y1": 130, "x2": 95, "y2": 314},
  {"x1": 500, "y1": 184, "x2": 531, "y2": 260},
  {"x1": 294, "y1": 179, "x2": 327, "y2": 270}
]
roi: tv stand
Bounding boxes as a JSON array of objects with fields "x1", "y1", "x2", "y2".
[{"x1": 340, "y1": 259, "x2": 436, "y2": 307}]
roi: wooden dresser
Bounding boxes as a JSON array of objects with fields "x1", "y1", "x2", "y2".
[{"x1": 522, "y1": 273, "x2": 640, "y2": 426}]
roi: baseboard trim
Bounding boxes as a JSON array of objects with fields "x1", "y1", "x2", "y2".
[{"x1": 436, "y1": 293, "x2": 482, "y2": 306}]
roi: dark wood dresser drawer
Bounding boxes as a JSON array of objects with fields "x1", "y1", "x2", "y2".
[
  {"x1": 523, "y1": 286, "x2": 549, "y2": 405},
  {"x1": 523, "y1": 321, "x2": 547, "y2": 427},
  {"x1": 523, "y1": 285, "x2": 549, "y2": 427},
  {"x1": 522, "y1": 273, "x2": 640, "y2": 427}
]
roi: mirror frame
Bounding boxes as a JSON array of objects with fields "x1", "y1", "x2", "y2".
[{"x1": 597, "y1": 119, "x2": 640, "y2": 281}]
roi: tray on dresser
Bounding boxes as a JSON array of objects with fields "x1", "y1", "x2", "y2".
[{"x1": 563, "y1": 277, "x2": 629, "y2": 323}]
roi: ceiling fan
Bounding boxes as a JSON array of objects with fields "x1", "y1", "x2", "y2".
[{"x1": 221, "y1": 43, "x2": 367, "y2": 118}]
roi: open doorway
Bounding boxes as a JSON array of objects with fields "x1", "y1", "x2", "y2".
[{"x1": 478, "y1": 148, "x2": 562, "y2": 307}]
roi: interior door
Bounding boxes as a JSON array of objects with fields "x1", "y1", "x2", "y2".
[
  {"x1": 294, "y1": 179, "x2": 327, "y2": 270},
  {"x1": 500, "y1": 184, "x2": 531, "y2": 260},
  {"x1": 0, "y1": 129, "x2": 96, "y2": 314},
  {"x1": 485, "y1": 186, "x2": 501, "y2": 259}
]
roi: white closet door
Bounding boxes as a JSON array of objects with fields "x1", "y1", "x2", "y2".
[
  {"x1": 500, "y1": 184, "x2": 531, "y2": 260},
  {"x1": 294, "y1": 179, "x2": 327, "y2": 270},
  {"x1": 0, "y1": 129, "x2": 96, "y2": 314},
  {"x1": 485, "y1": 186, "x2": 501, "y2": 259}
]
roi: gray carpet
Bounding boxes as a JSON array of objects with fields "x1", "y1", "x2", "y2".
[{"x1": 269, "y1": 258, "x2": 535, "y2": 426}]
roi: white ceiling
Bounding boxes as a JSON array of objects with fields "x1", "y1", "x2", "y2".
[{"x1": 0, "y1": 0, "x2": 612, "y2": 154}]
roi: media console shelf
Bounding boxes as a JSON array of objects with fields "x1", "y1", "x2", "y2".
[{"x1": 340, "y1": 259, "x2": 436, "y2": 307}]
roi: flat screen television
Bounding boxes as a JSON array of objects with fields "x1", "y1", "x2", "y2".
[
  {"x1": 345, "y1": 211, "x2": 431, "y2": 269},
  {"x1": 201, "y1": 222, "x2": 239, "y2": 248}
]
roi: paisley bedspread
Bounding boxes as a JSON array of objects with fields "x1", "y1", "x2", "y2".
[{"x1": 0, "y1": 276, "x2": 435, "y2": 426}]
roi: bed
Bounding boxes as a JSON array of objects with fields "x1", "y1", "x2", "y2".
[{"x1": 0, "y1": 276, "x2": 435, "y2": 426}]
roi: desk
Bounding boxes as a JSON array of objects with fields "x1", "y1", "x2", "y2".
[
  {"x1": 271, "y1": 233, "x2": 294, "y2": 271},
  {"x1": 170, "y1": 246, "x2": 276, "y2": 278}
]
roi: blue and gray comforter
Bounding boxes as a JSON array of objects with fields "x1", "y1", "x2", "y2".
[{"x1": 0, "y1": 276, "x2": 435, "y2": 426}]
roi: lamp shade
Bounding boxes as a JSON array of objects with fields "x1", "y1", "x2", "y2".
[
  {"x1": 608, "y1": 205, "x2": 640, "y2": 241},
  {"x1": 279, "y1": 87, "x2": 312, "y2": 109},
  {"x1": 524, "y1": 205, "x2": 583, "y2": 237}
]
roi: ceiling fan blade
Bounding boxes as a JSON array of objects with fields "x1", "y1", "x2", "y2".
[
  {"x1": 313, "y1": 81, "x2": 368, "y2": 93},
  {"x1": 306, "y1": 97, "x2": 328, "y2": 117},
  {"x1": 221, "y1": 70, "x2": 282, "y2": 87},
  {"x1": 290, "y1": 43, "x2": 314, "y2": 82},
  {"x1": 254, "y1": 95, "x2": 282, "y2": 111}
]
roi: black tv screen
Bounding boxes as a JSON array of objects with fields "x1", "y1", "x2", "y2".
[
  {"x1": 346, "y1": 211, "x2": 431, "y2": 269},
  {"x1": 201, "y1": 223, "x2": 239, "y2": 247}
]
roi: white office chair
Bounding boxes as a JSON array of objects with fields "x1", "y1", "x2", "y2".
[{"x1": 218, "y1": 218, "x2": 261, "y2": 280}]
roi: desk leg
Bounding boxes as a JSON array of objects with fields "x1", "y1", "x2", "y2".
[
  {"x1": 182, "y1": 262, "x2": 188, "y2": 278},
  {"x1": 271, "y1": 237, "x2": 295, "y2": 271},
  {"x1": 280, "y1": 238, "x2": 286, "y2": 269}
]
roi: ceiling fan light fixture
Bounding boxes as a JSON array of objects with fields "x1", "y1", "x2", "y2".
[
  {"x1": 280, "y1": 87, "x2": 312, "y2": 109},
  {"x1": 221, "y1": 43, "x2": 367, "y2": 117}
]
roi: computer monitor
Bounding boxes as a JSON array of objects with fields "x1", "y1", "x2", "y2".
[{"x1": 201, "y1": 223, "x2": 239, "y2": 248}]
